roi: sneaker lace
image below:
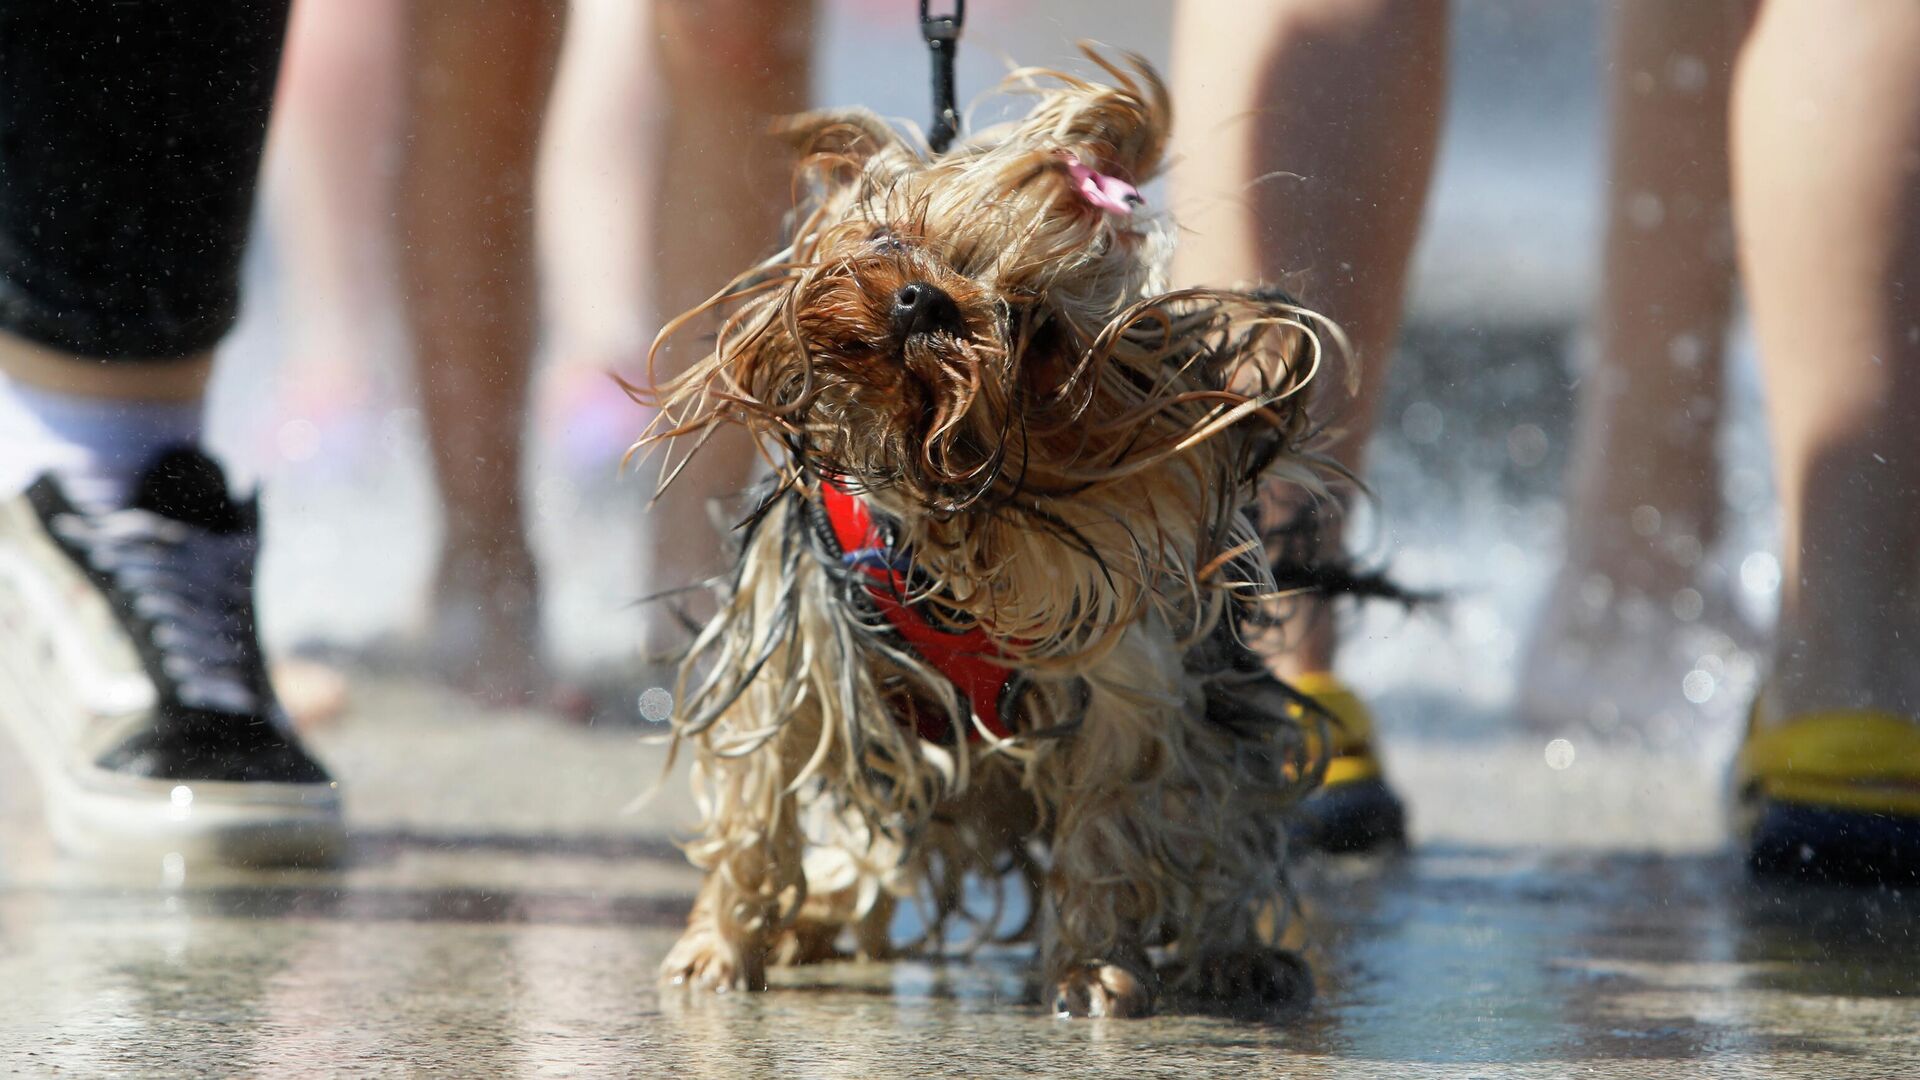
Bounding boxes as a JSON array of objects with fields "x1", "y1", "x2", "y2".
[{"x1": 53, "y1": 508, "x2": 262, "y2": 714}]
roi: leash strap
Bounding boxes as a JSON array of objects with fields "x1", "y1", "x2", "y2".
[{"x1": 918, "y1": 0, "x2": 964, "y2": 154}]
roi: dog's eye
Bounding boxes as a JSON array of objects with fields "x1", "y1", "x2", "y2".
[{"x1": 870, "y1": 228, "x2": 907, "y2": 253}]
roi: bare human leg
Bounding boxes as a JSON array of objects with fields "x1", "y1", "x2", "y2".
[
  {"x1": 642, "y1": 0, "x2": 815, "y2": 660},
  {"x1": 398, "y1": 0, "x2": 565, "y2": 704},
  {"x1": 264, "y1": 0, "x2": 404, "y2": 393},
  {"x1": 1733, "y1": 0, "x2": 1920, "y2": 724},
  {"x1": 1168, "y1": 0, "x2": 1447, "y2": 681},
  {"x1": 540, "y1": 0, "x2": 655, "y2": 375},
  {"x1": 1518, "y1": 0, "x2": 1756, "y2": 739}
]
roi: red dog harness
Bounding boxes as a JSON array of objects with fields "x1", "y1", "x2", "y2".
[{"x1": 817, "y1": 479, "x2": 1015, "y2": 741}]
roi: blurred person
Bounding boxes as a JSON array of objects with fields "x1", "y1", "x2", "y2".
[
  {"x1": 0, "y1": 0, "x2": 812, "y2": 861},
  {"x1": 0, "y1": 2, "x2": 341, "y2": 863},
  {"x1": 1516, "y1": 1, "x2": 1756, "y2": 747},
  {"x1": 266, "y1": 0, "x2": 567, "y2": 707},
  {"x1": 1170, "y1": 0, "x2": 1449, "y2": 851},
  {"x1": 263, "y1": 0, "x2": 812, "y2": 702},
  {"x1": 396, "y1": 0, "x2": 565, "y2": 705},
  {"x1": 263, "y1": 0, "x2": 406, "y2": 427},
  {"x1": 536, "y1": 0, "x2": 662, "y2": 485},
  {"x1": 257, "y1": 0, "x2": 409, "y2": 730},
  {"x1": 1730, "y1": 0, "x2": 1920, "y2": 877},
  {"x1": 1174, "y1": 0, "x2": 1920, "y2": 877},
  {"x1": 640, "y1": 0, "x2": 816, "y2": 662}
]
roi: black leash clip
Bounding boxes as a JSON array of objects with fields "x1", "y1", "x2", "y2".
[{"x1": 919, "y1": 0, "x2": 964, "y2": 154}]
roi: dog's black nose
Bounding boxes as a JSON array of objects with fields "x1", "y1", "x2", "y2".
[{"x1": 891, "y1": 281, "x2": 965, "y2": 341}]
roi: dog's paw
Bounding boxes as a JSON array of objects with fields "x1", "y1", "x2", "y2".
[
  {"x1": 771, "y1": 919, "x2": 851, "y2": 967},
  {"x1": 1052, "y1": 960, "x2": 1158, "y2": 1018},
  {"x1": 1176, "y1": 948, "x2": 1312, "y2": 1018},
  {"x1": 660, "y1": 929, "x2": 767, "y2": 993}
]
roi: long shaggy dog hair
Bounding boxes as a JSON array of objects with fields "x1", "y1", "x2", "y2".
[{"x1": 640, "y1": 50, "x2": 1347, "y2": 1018}]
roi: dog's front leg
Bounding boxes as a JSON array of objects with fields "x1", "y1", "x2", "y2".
[
  {"x1": 660, "y1": 753, "x2": 808, "y2": 992},
  {"x1": 660, "y1": 844, "x2": 796, "y2": 991},
  {"x1": 1041, "y1": 808, "x2": 1162, "y2": 1018},
  {"x1": 1034, "y1": 635, "x2": 1191, "y2": 1018}
]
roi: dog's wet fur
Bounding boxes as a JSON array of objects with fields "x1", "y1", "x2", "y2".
[{"x1": 638, "y1": 49, "x2": 1351, "y2": 1019}]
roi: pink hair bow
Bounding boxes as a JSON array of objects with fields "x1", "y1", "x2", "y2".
[{"x1": 1063, "y1": 154, "x2": 1143, "y2": 216}]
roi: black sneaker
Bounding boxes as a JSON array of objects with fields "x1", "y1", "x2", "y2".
[{"x1": 0, "y1": 447, "x2": 343, "y2": 866}]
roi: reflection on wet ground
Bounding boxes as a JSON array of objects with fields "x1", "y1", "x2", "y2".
[{"x1": 4, "y1": 680, "x2": 1918, "y2": 1076}]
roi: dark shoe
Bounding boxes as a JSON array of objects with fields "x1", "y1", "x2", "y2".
[
  {"x1": 1291, "y1": 673, "x2": 1408, "y2": 854},
  {"x1": 1736, "y1": 704, "x2": 1920, "y2": 884}
]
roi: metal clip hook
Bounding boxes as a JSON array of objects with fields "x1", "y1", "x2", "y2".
[{"x1": 918, "y1": 0, "x2": 965, "y2": 154}]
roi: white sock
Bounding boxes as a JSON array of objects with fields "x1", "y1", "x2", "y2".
[{"x1": 0, "y1": 374, "x2": 205, "y2": 512}]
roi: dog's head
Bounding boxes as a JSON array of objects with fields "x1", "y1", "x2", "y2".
[{"x1": 648, "y1": 50, "x2": 1331, "y2": 532}]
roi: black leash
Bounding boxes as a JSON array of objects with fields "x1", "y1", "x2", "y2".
[{"x1": 918, "y1": 0, "x2": 964, "y2": 154}]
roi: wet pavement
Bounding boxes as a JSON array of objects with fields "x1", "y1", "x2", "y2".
[{"x1": 4, "y1": 680, "x2": 1918, "y2": 1077}]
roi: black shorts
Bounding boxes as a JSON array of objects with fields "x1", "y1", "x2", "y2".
[{"x1": 0, "y1": 2, "x2": 290, "y2": 362}]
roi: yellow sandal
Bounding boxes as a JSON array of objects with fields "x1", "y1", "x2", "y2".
[
  {"x1": 1735, "y1": 704, "x2": 1920, "y2": 880},
  {"x1": 1291, "y1": 672, "x2": 1407, "y2": 853}
]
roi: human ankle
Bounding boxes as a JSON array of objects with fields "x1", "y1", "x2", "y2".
[{"x1": 1767, "y1": 587, "x2": 1920, "y2": 721}]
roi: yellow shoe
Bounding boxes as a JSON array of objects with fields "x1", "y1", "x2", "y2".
[
  {"x1": 1291, "y1": 672, "x2": 1407, "y2": 853},
  {"x1": 1735, "y1": 703, "x2": 1920, "y2": 881}
]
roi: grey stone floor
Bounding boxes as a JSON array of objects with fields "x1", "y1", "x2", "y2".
[{"x1": 3, "y1": 679, "x2": 1918, "y2": 1078}]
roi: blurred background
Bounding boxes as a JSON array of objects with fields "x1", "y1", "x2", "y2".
[{"x1": 211, "y1": 0, "x2": 1773, "y2": 773}]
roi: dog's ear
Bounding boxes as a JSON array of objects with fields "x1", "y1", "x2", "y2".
[{"x1": 772, "y1": 108, "x2": 913, "y2": 166}]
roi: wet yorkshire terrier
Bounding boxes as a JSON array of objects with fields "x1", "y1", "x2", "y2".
[{"x1": 639, "y1": 51, "x2": 1349, "y2": 1018}]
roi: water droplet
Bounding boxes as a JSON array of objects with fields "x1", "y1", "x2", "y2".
[
  {"x1": 1579, "y1": 573, "x2": 1614, "y2": 611},
  {"x1": 1667, "y1": 333, "x2": 1704, "y2": 370},
  {"x1": 1401, "y1": 401, "x2": 1444, "y2": 445},
  {"x1": 160, "y1": 852, "x2": 186, "y2": 889},
  {"x1": 1666, "y1": 533, "x2": 1703, "y2": 567},
  {"x1": 1667, "y1": 54, "x2": 1708, "y2": 95},
  {"x1": 1726, "y1": 650, "x2": 1758, "y2": 685},
  {"x1": 1726, "y1": 467, "x2": 1768, "y2": 511},
  {"x1": 1631, "y1": 505, "x2": 1663, "y2": 537},
  {"x1": 1682, "y1": 669, "x2": 1716, "y2": 704},
  {"x1": 1545, "y1": 739, "x2": 1576, "y2": 770},
  {"x1": 1740, "y1": 551, "x2": 1782, "y2": 596},
  {"x1": 1620, "y1": 593, "x2": 1658, "y2": 630},
  {"x1": 170, "y1": 784, "x2": 193, "y2": 809},
  {"x1": 1507, "y1": 424, "x2": 1549, "y2": 468},
  {"x1": 1628, "y1": 192, "x2": 1665, "y2": 230},
  {"x1": 1671, "y1": 587, "x2": 1704, "y2": 622},
  {"x1": 638, "y1": 686, "x2": 674, "y2": 723}
]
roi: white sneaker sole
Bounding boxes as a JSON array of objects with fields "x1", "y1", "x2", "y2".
[
  {"x1": 0, "y1": 545, "x2": 344, "y2": 868},
  {"x1": 43, "y1": 766, "x2": 345, "y2": 867}
]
